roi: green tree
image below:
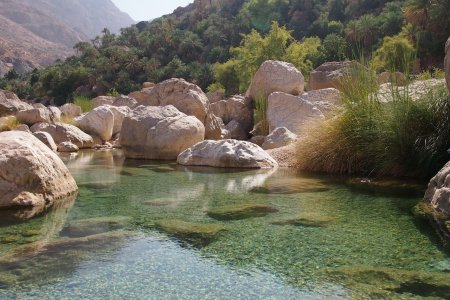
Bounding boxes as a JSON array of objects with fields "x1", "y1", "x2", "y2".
[{"x1": 371, "y1": 35, "x2": 416, "y2": 73}]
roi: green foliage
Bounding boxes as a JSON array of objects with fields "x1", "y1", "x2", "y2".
[
  {"x1": 254, "y1": 94, "x2": 269, "y2": 135},
  {"x1": 297, "y1": 63, "x2": 450, "y2": 178},
  {"x1": 73, "y1": 96, "x2": 93, "y2": 113},
  {"x1": 107, "y1": 88, "x2": 120, "y2": 97},
  {"x1": 371, "y1": 35, "x2": 416, "y2": 73},
  {"x1": 207, "y1": 82, "x2": 225, "y2": 94}
]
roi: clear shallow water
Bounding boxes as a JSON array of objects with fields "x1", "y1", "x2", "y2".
[{"x1": 0, "y1": 150, "x2": 449, "y2": 299}]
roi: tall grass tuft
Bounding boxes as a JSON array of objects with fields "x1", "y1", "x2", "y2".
[
  {"x1": 73, "y1": 96, "x2": 93, "y2": 113},
  {"x1": 297, "y1": 64, "x2": 450, "y2": 179},
  {"x1": 254, "y1": 94, "x2": 269, "y2": 136}
]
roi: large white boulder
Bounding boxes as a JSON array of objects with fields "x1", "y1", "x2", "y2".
[
  {"x1": 0, "y1": 131, "x2": 78, "y2": 208},
  {"x1": 177, "y1": 139, "x2": 278, "y2": 169},
  {"x1": 76, "y1": 106, "x2": 114, "y2": 141},
  {"x1": 137, "y1": 78, "x2": 222, "y2": 139},
  {"x1": 30, "y1": 122, "x2": 94, "y2": 149},
  {"x1": 120, "y1": 105, "x2": 205, "y2": 160},
  {"x1": 0, "y1": 90, "x2": 32, "y2": 117},
  {"x1": 267, "y1": 92, "x2": 324, "y2": 134},
  {"x1": 246, "y1": 61, "x2": 304, "y2": 100},
  {"x1": 262, "y1": 127, "x2": 297, "y2": 150}
]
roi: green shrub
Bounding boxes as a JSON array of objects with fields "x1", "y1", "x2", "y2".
[
  {"x1": 297, "y1": 64, "x2": 450, "y2": 179},
  {"x1": 254, "y1": 94, "x2": 269, "y2": 136},
  {"x1": 73, "y1": 96, "x2": 93, "y2": 113}
]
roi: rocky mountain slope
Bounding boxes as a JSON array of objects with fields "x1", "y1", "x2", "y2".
[{"x1": 0, "y1": 0, "x2": 134, "y2": 77}]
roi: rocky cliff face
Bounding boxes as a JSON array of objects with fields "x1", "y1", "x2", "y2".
[{"x1": 0, "y1": 0, "x2": 134, "y2": 77}]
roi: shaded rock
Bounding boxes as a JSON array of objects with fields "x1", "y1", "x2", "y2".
[
  {"x1": 267, "y1": 92, "x2": 324, "y2": 133},
  {"x1": 250, "y1": 135, "x2": 265, "y2": 147},
  {"x1": 445, "y1": 36, "x2": 450, "y2": 93},
  {"x1": 299, "y1": 88, "x2": 341, "y2": 112},
  {"x1": 48, "y1": 106, "x2": 61, "y2": 122},
  {"x1": 246, "y1": 60, "x2": 304, "y2": 100},
  {"x1": 206, "y1": 90, "x2": 224, "y2": 103},
  {"x1": 120, "y1": 105, "x2": 205, "y2": 160},
  {"x1": 225, "y1": 120, "x2": 247, "y2": 140},
  {"x1": 207, "y1": 203, "x2": 278, "y2": 220},
  {"x1": 17, "y1": 107, "x2": 51, "y2": 125},
  {"x1": 0, "y1": 89, "x2": 32, "y2": 117},
  {"x1": 76, "y1": 105, "x2": 114, "y2": 141},
  {"x1": 33, "y1": 131, "x2": 57, "y2": 151},
  {"x1": 424, "y1": 162, "x2": 450, "y2": 217},
  {"x1": 30, "y1": 122, "x2": 94, "y2": 149},
  {"x1": 13, "y1": 124, "x2": 31, "y2": 133},
  {"x1": 112, "y1": 95, "x2": 138, "y2": 108},
  {"x1": 0, "y1": 131, "x2": 78, "y2": 208},
  {"x1": 307, "y1": 61, "x2": 361, "y2": 91},
  {"x1": 57, "y1": 141, "x2": 79, "y2": 153},
  {"x1": 138, "y1": 78, "x2": 221, "y2": 139},
  {"x1": 262, "y1": 127, "x2": 297, "y2": 150},
  {"x1": 128, "y1": 89, "x2": 152, "y2": 104},
  {"x1": 60, "y1": 103, "x2": 82, "y2": 118},
  {"x1": 155, "y1": 219, "x2": 225, "y2": 246},
  {"x1": 107, "y1": 105, "x2": 131, "y2": 135},
  {"x1": 92, "y1": 96, "x2": 115, "y2": 108},
  {"x1": 61, "y1": 216, "x2": 131, "y2": 238},
  {"x1": 177, "y1": 139, "x2": 278, "y2": 169},
  {"x1": 271, "y1": 212, "x2": 335, "y2": 227},
  {"x1": 211, "y1": 95, "x2": 253, "y2": 133},
  {"x1": 377, "y1": 71, "x2": 407, "y2": 86}
]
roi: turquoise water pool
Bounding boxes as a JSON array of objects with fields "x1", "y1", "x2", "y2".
[{"x1": 0, "y1": 150, "x2": 448, "y2": 299}]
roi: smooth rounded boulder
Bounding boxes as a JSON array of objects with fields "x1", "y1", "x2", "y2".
[
  {"x1": 262, "y1": 127, "x2": 297, "y2": 150},
  {"x1": 120, "y1": 105, "x2": 205, "y2": 160},
  {"x1": 0, "y1": 89, "x2": 32, "y2": 117},
  {"x1": 177, "y1": 139, "x2": 278, "y2": 169},
  {"x1": 0, "y1": 131, "x2": 78, "y2": 208},
  {"x1": 17, "y1": 107, "x2": 51, "y2": 125},
  {"x1": 76, "y1": 106, "x2": 114, "y2": 141},
  {"x1": 33, "y1": 131, "x2": 57, "y2": 151},
  {"x1": 211, "y1": 95, "x2": 253, "y2": 134},
  {"x1": 30, "y1": 122, "x2": 94, "y2": 149},
  {"x1": 136, "y1": 78, "x2": 222, "y2": 139},
  {"x1": 246, "y1": 61, "x2": 305, "y2": 100},
  {"x1": 60, "y1": 103, "x2": 82, "y2": 119}
]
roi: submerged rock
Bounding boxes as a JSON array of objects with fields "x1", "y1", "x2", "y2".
[
  {"x1": 250, "y1": 178, "x2": 329, "y2": 194},
  {"x1": 207, "y1": 204, "x2": 278, "y2": 220},
  {"x1": 177, "y1": 140, "x2": 278, "y2": 169},
  {"x1": 347, "y1": 178, "x2": 425, "y2": 197},
  {"x1": 61, "y1": 216, "x2": 131, "y2": 238},
  {"x1": 156, "y1": 219, "x2": 225, "y2": 246},
  {"x1": 271, "y1": 213, "x2": 335, "y2": 227},
  {"x1": 325, "y1": 266, "x2": 450, "y2": 299},
  {"x1": 0, "y1": 131, "x2": 78, "y2": 208}
]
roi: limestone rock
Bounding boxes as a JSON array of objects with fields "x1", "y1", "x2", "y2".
[
  {"x1": 267, "y1": 92, "x2": 324, "y2": 134},
  {"x1": 142, "y1": 82, "x2": 155, "y2": 89},
  {"x1": 17, "y1": 108, "x2": 51, "y2": 125},
  {"x1": 262, "y1": 127, "x2": 297, "y2": 150},
  {"x1": 307, "y1": 61, "x2": 361, "y2": 91},
  {"x1": 112, "y1": 95, "x2": 138, "y2": 108},
  {"x1": 33, "y1": 131, "x2": 57, "y2": 151},
  {"x1": 30, "y1": 122, "x2": 94, "y2": 149},
  {"x1": 300, "y1": 88, "x2": 341, "y2": 112},
  {"x1": 76, "y1": 106, "x2": 114, "y2": 141},
  {"x1": 0, "y1": 90, "x2": 32, "y2": 117},
  {"x1": 446, "y1": 36, "x2": 450, "y2": 93},
  {"x1": 60, "y1": 103, "x2": 82, "y2": 119},
  {"x1": 92, "y1": 96, "x2": 115, "y2": 108},
  {"x1": 177, "y1": 139, "x2": 278, "y2": 168},
  {"x1": 249, "y1": 135, "x2": 265, "y2": 147},
  {"x1": 120, "y1": 105, "x2": 205, "y2": 160},
  {"x1": 424, "y1": 161, "x2": 450, "y2": 216},
  {"x1": 13, "y1": 124, "x2": 31, "y2": 133},
  {"x1": 57, "y1": 141, "x2": 79, "y2": 153},
  {"x1": 138, "y1": 78, "x2": 221, "y2": 139},
  {"x1": 128, "y1": 89, "x2": 152, "y2": 104},
  {"x1": 0, "y1": 131, "x2": 78, "y2": 208},
  {"x1": 206, "y1": 90, "x2": 225, "y2": 103},
  {"x1": 211, "y1": 95, "x2": 253, "y2": 133},
  {"x1": 246, "y1": 61, "x2": 304, "y2": 100},
  {"x1": 48, "y1": 106, "x2": 61, "y2": 122},
  {"x1": 107, "y1": 105, "x2": 131, "y2": 135}
]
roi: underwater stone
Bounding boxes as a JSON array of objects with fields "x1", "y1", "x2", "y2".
[{"x1": 207, "y1": 204, "x2": 278, "y2": 221}]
